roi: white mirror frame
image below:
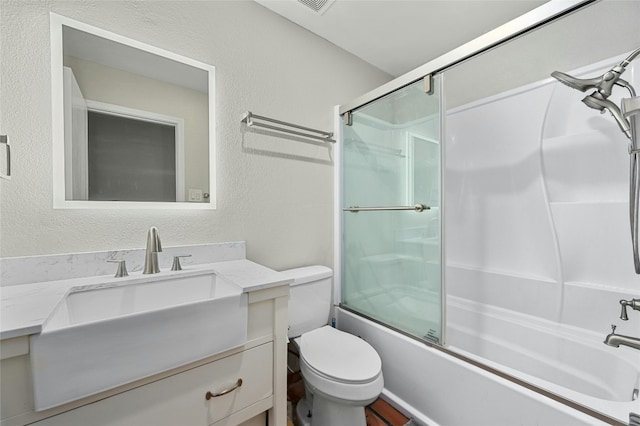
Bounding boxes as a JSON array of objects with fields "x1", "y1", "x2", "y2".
[{"x1": 50, "y1": 13, "x2": 216, "y2": 209}]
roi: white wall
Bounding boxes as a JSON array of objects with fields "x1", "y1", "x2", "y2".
[{"x1": 0, "y1": 1, "x2": 391, "y2": 270}]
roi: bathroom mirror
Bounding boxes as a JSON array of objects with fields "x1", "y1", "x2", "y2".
[{"x1": 50, "y1": 13, "x2": 216, "y2": 209}]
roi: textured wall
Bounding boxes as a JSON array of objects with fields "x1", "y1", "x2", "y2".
[{"x1": 0, "y1": 1, "x2": 391, "y2": 270}]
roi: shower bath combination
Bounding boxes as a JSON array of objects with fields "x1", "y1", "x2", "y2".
[{"x1": 552, "y1": 47, "x2": 640, "y2": 274}]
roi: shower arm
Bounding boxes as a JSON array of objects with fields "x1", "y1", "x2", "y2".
[
  {"x1": 598, "y1": 47, "x2": 640, "y2": 98},
  {"x1": 620, "y1": 47, "x2": 640, "y2": 70}
]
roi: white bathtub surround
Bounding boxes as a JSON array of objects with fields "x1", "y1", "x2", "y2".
[
  {"x1": 441, "y1": 52, "x2": 640, "y2": 424},
  {"x1": 442, "y1": 52, "x2": 640, "y2": 424},
  {"x1": 446, "y1": 53, "x2": 640, "y2": 323}
]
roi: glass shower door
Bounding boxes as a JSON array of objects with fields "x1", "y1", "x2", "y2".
[{"x1": 341, "y1": 76, "x2": 443, "y2": 343}]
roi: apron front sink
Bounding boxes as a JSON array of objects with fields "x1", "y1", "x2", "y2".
[{"x1": 30, "y1": 270, "x2": 248, "y2": 411}]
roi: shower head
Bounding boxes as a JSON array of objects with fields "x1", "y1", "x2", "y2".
[
  {"x1": 551, "y1": 48, "x2": 640, "y2": 140},
  {"x1": 551, "y1": 67, "x2": 633, "y2": 138},
  {"x1": 550, "y1": 71, "x2": 602, "y2": 92},
  {"x1": 551, "y1": 67, "x2": 630, "y2": 98},
  {"x1": 551, "y1": 48, "x2": 640, "y2": 98}
]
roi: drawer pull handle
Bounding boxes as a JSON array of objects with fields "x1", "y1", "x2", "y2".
[{"x1": 205, "y1": 378, "x2": 243, "y2": 400}]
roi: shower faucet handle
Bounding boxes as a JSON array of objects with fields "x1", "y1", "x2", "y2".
[{"x1": 619, "y1": 298, "x2": 640, "y2": 321}]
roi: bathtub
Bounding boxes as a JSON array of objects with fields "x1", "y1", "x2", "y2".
[
  {"x1": 447, "y1": 296, "x2": 640, "y2": 401},
  {"x1": 337, "y1": 306, "x2": 640, "y2": 426}
]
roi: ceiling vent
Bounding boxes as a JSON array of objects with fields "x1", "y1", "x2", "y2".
[{"x1": 297, "y1": 0, "x2": 336, "y2": 15}]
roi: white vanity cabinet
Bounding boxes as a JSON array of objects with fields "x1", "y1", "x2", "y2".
[
  {"x1": 30, "y1": 343, "x2": 273, "y2": 426},
  {"x1": 0, "y1": 285, "x2": 288, "y2": 426}
]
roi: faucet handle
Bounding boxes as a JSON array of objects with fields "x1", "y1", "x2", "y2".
[
  {"x1": 610, "y1": 324, "x2": 617, "y2": 333},
  {"x1": 620, "y1": 298, "x2": 640, "y2": 321},
  {"x1": 107, "y1": 259, "x2": 128, "y2": 278},
  {"x1": 621, "y1": 300, "x2": 629, "y2": 321},
  {"x1": 171, "y1": 255, "x2": 192, "y2": 271}
]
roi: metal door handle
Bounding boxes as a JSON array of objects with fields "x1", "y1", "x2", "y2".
[{"x1": 343, "y1": 204, "x2": 429, "y2": 213}]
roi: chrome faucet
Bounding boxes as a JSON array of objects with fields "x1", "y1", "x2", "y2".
[
  {"x1": 143, "y1": 226, "x2": 162, "y2": 274},
  {"x1": 604, "y1": 325, "x2": 640, "y2": 351}
]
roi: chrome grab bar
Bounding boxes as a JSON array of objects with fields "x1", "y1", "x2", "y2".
[{"x1": 343, "y1": 204, "x2": 429, "y2": 213}]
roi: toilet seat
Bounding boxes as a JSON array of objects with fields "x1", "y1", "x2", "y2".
[
  {"x1": 296, "y1": 326, "x2": 384, "y2": 404},
  {"x1": 298, "y1": 326, "x2": 381, "y2": 384}
]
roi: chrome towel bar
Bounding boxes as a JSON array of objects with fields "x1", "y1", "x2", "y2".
[
  {"x1": 241, "y1": 111, "x2": 335, "y2": 143},
  {"x1": 343, "y1": 204, "x2": 429, "y2": 213}
]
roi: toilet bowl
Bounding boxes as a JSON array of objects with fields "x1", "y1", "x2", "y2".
[{"x1": 281, "y1": 266, "x2": 383, "y2": 426}]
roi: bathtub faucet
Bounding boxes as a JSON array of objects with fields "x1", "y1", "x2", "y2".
[
  {"x1": 604, "y1": 325, "x2": 640, "y2": 351},
  {"x1": 620, "y1": 298, "x2": 640, "y2": 320}
]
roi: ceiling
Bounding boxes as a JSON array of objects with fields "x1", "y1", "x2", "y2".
[{"x1": 255, "y1": 0, "x2": 548, "y2": 77}]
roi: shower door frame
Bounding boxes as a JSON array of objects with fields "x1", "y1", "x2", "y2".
[
  {"x1": 334, "y1": 79, "x2": 446, "y2": 345},
  {"x1": 338, "y1": 0, "x2": 594, "y2": 116}
]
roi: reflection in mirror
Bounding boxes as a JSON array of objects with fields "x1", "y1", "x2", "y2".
[{"x1": 51, "y1": 13, "x2": 215, "y2": 208}]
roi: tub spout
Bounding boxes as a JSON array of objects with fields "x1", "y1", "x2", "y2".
[{"x1": 604, "y1": 325, "x2": 640, "y2": 351}]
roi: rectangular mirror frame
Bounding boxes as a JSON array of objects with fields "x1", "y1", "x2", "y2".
[{"x1": 50, "y1": 13, "x2": 216, "y2": 209}]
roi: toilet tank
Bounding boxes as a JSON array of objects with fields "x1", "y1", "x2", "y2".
[{"x1": 280, "y1": 265, "x2": 333, "y2": 338}]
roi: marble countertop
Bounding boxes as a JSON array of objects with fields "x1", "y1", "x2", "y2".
[{"x1": 0, "y1": 259, "x2": 291, "y2": 340}]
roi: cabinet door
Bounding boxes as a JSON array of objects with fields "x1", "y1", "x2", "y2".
[{"x1": 32, "y1": 343, "x2": 273, "y2": 426}]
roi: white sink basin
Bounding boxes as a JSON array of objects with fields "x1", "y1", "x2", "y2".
[{"x1": 30, "y1": 270, "x2": 248, "y2": 411}]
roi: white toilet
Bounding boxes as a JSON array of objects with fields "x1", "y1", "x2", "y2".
[{"x1": 281, "y1": 266, "x2": 384, "y2": 426}]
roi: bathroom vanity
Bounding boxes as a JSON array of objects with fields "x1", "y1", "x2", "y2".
[{"x1": 0, "y1": 250, "x2": 289, "y2": 426}]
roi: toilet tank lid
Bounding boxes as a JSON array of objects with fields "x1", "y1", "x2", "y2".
[{"x1": 279, "y1": 265, "x2": 332, "y2": 286}]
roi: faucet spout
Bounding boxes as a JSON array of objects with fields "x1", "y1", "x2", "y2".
[
  {"x1": 143, "y1": 226, "x2": 162, "y2": 274},
  {"x1": 604, "y1": 325, "x2": 640, "y2": 351}
]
